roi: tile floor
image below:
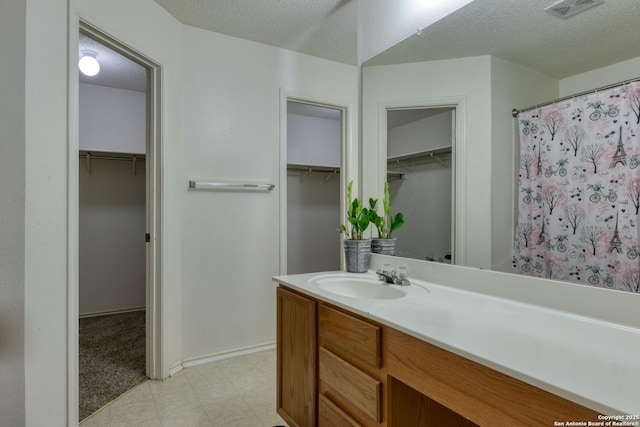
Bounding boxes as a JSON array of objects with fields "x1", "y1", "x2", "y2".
[{"x1": 80, "y1": 349, "x2": 289, "y2": 427}]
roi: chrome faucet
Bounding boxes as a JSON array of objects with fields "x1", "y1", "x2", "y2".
[{"x1": 376, "y1": 267, "x2": 411, "y2": 286}]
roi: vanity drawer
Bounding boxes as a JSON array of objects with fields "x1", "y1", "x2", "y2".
[
  {"x1": 319, "y1": 304, "x2": 382, "y2": 369},
  {"x1": 319, "y1": 347, "x2": 382, "y2": 423},
  {"x1": 319, "y1": 394, "x2": 363, "y2": 427}
]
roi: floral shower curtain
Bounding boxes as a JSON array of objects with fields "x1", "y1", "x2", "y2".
[{"x1": 513, "y1": 82, "x2": 640, "y2": 293}]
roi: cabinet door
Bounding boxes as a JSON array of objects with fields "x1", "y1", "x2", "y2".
[{"x1": 277, "y1": 287, "x2": 317, "y2": 427}]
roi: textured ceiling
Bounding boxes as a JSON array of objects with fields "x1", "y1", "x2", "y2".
[
  {"x1": 79, "y1": 33, "x2": 147, "y2": 92},
  {"x1": 81, "y1": 0, "x2": 640, "y2": 92},
  {"x1": 153, "y1": 0, "x2": 358, "y2": 65},
  {"x1": 366, "y1": 0, "x2": 640, "y2": 79}
]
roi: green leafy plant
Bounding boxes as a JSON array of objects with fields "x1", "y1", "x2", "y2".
[
  {"x1": 340, "y1": 181, "x2": 371, "y2": 240},
  {"x1": 369, "y1": 182, "x2": 404, "y2": 238}
]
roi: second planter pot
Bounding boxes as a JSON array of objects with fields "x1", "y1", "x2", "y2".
[{"x1": 371, "y1": 237, "x2": 396, "y2": 256}]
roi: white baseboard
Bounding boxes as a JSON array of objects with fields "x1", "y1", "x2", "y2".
[
  {"x1": 169, "y1": 342, "x2": 276, "y2": 375},
  {"x1": 79, "y1": 307, "x2": 145, "y2": 319},
  {"x1": 168, "y1": 361, "x2": 183, "y2": 377}
]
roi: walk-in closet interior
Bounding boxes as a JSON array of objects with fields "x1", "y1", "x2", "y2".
[
  {"x1": 387, "y1": 107, "x2": 454, "y2": 262},
  {"x1": 78, "y1": 32, "x2": 148, "y2": 420},
  {"x1": 286, "y1": 101, "x2": 342, "y2": 274}
]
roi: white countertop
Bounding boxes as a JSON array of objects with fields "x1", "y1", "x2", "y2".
[{"x1": 273, "y1": 270, "x2": 640, "y2": 415}]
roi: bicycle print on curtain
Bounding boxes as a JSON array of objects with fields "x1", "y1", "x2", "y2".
[{"x1": 513, "y1": 81, "x2": 640, "y2": 293}]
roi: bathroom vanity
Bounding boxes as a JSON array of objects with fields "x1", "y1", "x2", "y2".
[{"x1": 274, "y1": 265, "x2": 640, "y2": 427}]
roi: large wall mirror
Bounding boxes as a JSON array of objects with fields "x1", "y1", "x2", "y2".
[{"x1": 361, "y1": 0, "x2": 640, "y2": 282}]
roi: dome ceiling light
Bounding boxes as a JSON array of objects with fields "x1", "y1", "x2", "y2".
[{"x1": 79, "y1": 50, "x2": 100, "y2": 76}]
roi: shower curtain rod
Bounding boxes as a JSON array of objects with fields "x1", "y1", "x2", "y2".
[{"x1": 511, "y1": 75, "x2": 640, "y2": 118}]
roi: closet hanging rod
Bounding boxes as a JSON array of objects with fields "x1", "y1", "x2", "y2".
[
  {"x1": 512, "y1": 75, "x2": 640, "y2": 117},
  {"x1": 79, "y1": 152, "x2": 145, "y2": 162},
  {"x1": 287, "y1": 164, "x2": 341, "y2": 174},
  {"x1": 188, "y1": 181, "x2": 275, "y2": 191}
]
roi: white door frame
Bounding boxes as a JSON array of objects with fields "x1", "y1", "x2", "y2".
[
  {"x1": 67, "y1": 17, "x2": 164, "y2": 424},
  {"x1": 278, "y1": 90, "x2": 356, "y2": 274},
  {"x1": 378, "y1": 96, "x2": 467, "y2": 265}
]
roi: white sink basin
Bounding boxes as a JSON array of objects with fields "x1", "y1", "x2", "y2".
[{"x1": 310, "y1": 274, "x2": 406, "y2": 300}]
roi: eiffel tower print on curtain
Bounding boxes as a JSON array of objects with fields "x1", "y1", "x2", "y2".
[
  {"x1": 608, "y1": 212, "x2": 622, "y2": 254},
  {"x1": 611, "y1": 126, "x2": 627, "y2": 168}
]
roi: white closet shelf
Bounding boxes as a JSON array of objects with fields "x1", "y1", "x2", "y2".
[
  {"x1": 387, "y1": 146, "x2": 451, "y2": 162},
  {"x1": 387, "y1": 146, "x2": 452, "y2": 175}
]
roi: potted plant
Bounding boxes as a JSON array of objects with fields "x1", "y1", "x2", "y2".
[
  {"x1": 369, "y1": 182, "x2": 405, "y2": 255},
  {"x1": 340, "y1": 181, "x2": 373, "y2": 273}
]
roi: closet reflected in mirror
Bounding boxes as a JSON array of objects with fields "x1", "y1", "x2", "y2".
[{"x1": 386, "y1": 107, "x2": 454, "y2": 263}]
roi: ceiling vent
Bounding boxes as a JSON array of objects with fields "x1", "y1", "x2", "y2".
[{"x1": 544, "y1": 0, "x2": 605, "y2": 19}]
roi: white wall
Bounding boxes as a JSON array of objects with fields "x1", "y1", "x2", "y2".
[
  {"x1": 490, "y1": 57, "x2": 558, "y2": 272},
  {"x1": 363, "y1": 56, "x2": 493, "y2": 268},
  {"x1": 79, "y1": 160, "x2": 146, "y2": 316},
  {"x1": 287, "y1": 174, "x2": 341, "y2": 274},
  {"x1": 0, "y1": 1, "x2": 26, "y2": 425},
  {"x1": 79, "y1": 83, "x2": 146, "y2": 154},
  {"x1": 389, "y1": 161, "x2": 452, "y2": 260},
  {"x1": 24, "y1": 0, "x2": 69, "y2": 424},
  {"x1": 387, "y1": 110, "x2": 452, "y2": 157},
  {"x1": 180, "y1": 26, "x2": 358, "y2": 362},
  {"x1": 287, "y1": 113, "x2": 341, "y2": 167},
  {"x1": 560, "y1": 56, "x2": 640, "y2": 96},
  {"x1": 79, "y1": 82, "x2": 146, "y2": 316}
]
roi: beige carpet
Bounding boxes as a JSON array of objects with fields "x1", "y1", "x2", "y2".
[{"x1": 79, "y1": 311, "x2": 147, "y2": 421}]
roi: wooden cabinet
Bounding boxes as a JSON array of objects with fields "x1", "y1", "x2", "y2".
[
  {"x1": 319, "y1": 347, "x2": 382, "y2": 424},
  {"x1": 386, "y1": 328, "x2": 601, "y2": 427},
  {"x1": 277, "y1": 287, "x2": 317, "y2": 427},
  {"x1": 317, "y1": 304, "x2": 385, "y2": 426},
  {"x1": 276, "y1": 284, "x2": 601, "y2": 427},
  {"x1": 319, "y1": 394, "x2": 363, "y2": 427}
]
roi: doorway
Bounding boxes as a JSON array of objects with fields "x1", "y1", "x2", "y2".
[
  {"x1": 73, "y1": 22, "x2": 163, "y2": 422},
  {"x1": 283, "y1": 99, "x2": 346, "y2": 274},
  {"x1": 386, "y1": 107, "x2": 455, "y2": 262}
]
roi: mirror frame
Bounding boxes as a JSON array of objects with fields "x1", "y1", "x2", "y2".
[{"x1": 372, "y1": 95, "x2": 468, "y2": 264}]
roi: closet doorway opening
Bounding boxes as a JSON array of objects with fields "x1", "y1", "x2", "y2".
[
  {"x1": 284, "y1": 100, "x2": 344, "y2": 274},
  {"x1": 75, "y1": 23, "x2": 163, "y2": 422},
  {"x1": 385, "y1": 106, "x2": 457, "y2": 263}
]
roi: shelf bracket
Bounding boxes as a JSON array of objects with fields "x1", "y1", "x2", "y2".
[
  {"x1": 300, "y1": 168, "x2": 312, "y2": 183},
  {"x1": 396, "y1": 159, "x2": 414, "y2": 173},
  {"x1": 323, "y1": 170, "x2": 337, "y2": 183},
  {"x1": 86, "y1": 152, "x2": 91, "y2": 174}
]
